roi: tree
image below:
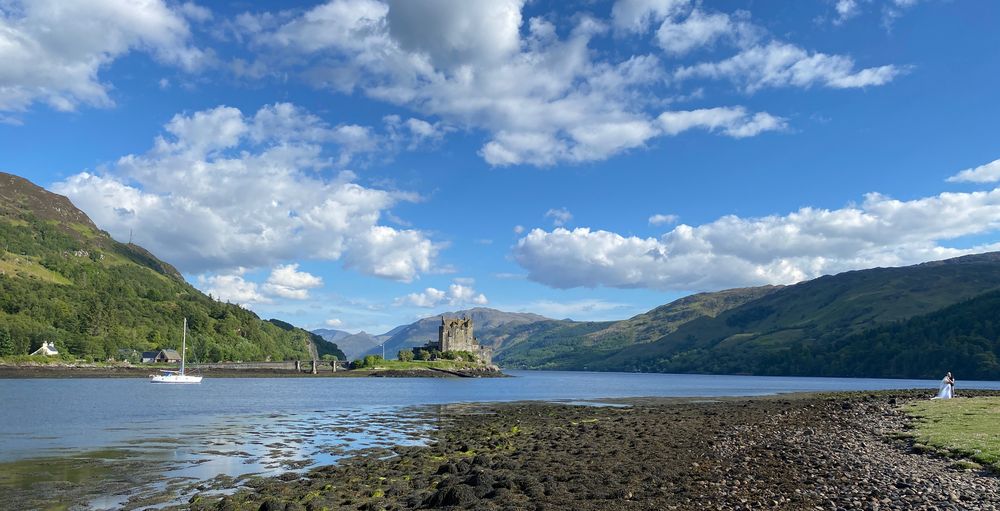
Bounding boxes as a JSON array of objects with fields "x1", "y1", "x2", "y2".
[
  {"x1": 397, "y1": 349, "x2": 414, "y2": 362},
  {"x1": 0, "y1": 328, "x2": 14, "y2": 356}
]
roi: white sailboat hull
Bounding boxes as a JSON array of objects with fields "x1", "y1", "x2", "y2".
[
  {"x1": 149, "y1": 373, "x2": 202, "y2": 384},
  {"x1": 149, "y1": 318, "x2": 203, "y2": 384}
]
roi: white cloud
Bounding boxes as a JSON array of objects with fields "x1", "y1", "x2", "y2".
[
  {"x1": 655, "y1": 9, "x2": 738, "y2": 55},
  {"x1": 676, "y1": 41, "x2": 902, "y2": 92},
  {"x1": 263, "y1": 264, "x2": 323, "y2": 299},
  {"x1": 52, "y1": 103, "x2": 437, "y2": 281},
  {"x1": 386, "y1": 0, "x2": 524, "y2": 68},
  {"x1": 396, "y1": 280, "x2": 489, "y2": 308},
  {"x1": 230, "y1": 0, "x2": 800, "y2": 167},
  {"x1": 545, "y1": 207, "x2": 573, "y2": 227},
  {"x1": 0, "y1": 0, "x2": 207, "y2": 114},
  {"x1": 198, "y1": 272, "x2": 269, "y2": 305},
  {"x1": 658, "y1": 107, "x2": 786, "y2": 138},
  {"x1": 325, "y1": 318, "x2": 344, "y2": 327},
  {"x1": 947, "y1": 158, "x2": 1000, "y2": 184},
  {"x1": 611, "y1": 0, "x2": 689, "y2": 33},
  {"x1": 513, "y1": 188, "x2": 1000, "y2": 291},
  {"x1": 649, "y1": 213, "x2": 679, "y2": 225},
  {"x1": 833, "y1": 0, "x2": 861, "y2": 24},
  {"x1": 513, "y1": 225, "x2": 525, "y2": 234}
]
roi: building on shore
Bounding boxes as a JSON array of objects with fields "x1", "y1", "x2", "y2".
[
  {"x1": 30, "y1": 341, "x2": 59, "y2": 356},
  {"x1": 140, "y1": 349, "x2": 182, "y2": 364},
  {"x1": 423, "y1": 317, "x2": 492, "y2": 364}
]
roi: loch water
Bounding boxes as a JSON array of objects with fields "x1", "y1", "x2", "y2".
[{"x1": 2, "y1": 370, "x2": 999, "y2": 509}]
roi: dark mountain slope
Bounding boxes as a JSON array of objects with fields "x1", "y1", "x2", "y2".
[
  {"x1": 599, "y1": 253, "x2": 1000, "y2": 377},
  {"x1": 813, "y1": 289, "x2": 1000, "y2": 379},
  {"x1": 494, "y1": 287, "x2": 780, "y2": 369}
]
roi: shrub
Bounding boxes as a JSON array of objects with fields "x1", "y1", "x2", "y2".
[{"x1": 398, "y1": 349, "x2": 414, "y2": 361}]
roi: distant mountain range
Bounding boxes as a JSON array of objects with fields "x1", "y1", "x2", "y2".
[
  {"x1": 0, "y1": 172, "x2": 344, "y2": 362},
  {"x1": 318, "y1": 254, "x2": 1000, "y2": 379}
]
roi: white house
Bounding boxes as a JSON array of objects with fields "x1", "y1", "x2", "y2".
[{"x1": 30, "y1": 341, "x2": 59, "y2": 356}]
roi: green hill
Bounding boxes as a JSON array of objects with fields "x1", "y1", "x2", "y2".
[
  {"x1": 0, "y1": 172, "x2": 344, "y2": 362},
  {"x1": 809, "y1": 289, "x2": 1000, "y2": 379},
  {"x1": 598, "y1": 253, "x2": 1000, "y2": 377},
  {"x1": 492, "y1": 287, "x2": 779, "y2": 369}
]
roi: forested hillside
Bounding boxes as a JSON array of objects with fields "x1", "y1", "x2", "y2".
[
  {"x1": 598, "y1": 253, "x2": 1000, "y2": 378},
  {"x1": 494, "y1": 286, "x2": 781, "y2": 369},
  {"x1": 0, "y1": 172, "x2": 343, "y2": 362},
  {"x1": 809, "y1": 290, "x2": 1000, "y2": 379}
]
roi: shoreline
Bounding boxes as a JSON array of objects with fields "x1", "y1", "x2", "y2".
[
  {"x1": 0, "y1": 364, "x2": 507, "y2": 379},
  {"x1": 169, "y1": 389, "x2": 1000, "y2": 511}
]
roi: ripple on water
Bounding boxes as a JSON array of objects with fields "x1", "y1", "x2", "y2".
[{"x1": 0, "y1": 406, "x2": 440, "y2": 510}]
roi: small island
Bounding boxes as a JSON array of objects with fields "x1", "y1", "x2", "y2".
[{"x1": 347, "y1": 316, "x2": 504, "y2": 378}]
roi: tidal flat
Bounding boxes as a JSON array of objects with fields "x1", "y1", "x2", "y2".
[{"x1": 170, "y1": 390, "x2": 1000, "y2": 511}]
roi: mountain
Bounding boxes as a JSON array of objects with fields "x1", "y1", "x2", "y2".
[
  {"x1": 494, "y1": 286, "x2": 781, "y2": 369},
  {"x1": 356, "y1": 289, "x2": 776, "y2": 368},
  {"x1": 815, "y1": 288, "x2": 1000, "y2": 379},
  {"x1": 0, "y1": 172, "x2": 343, "y2": 361},
  {"x1": 360, "y1": 307, "x2": 550, "y2": 359},
  {"x1": 269, "y1": 320, "x2": 345, "y2": 360},
  {"x1": 597, "y1": 253, "x2": 1000, "y2": 377},
  {"x1": 323, "y1": 331, "x2": 384, "y2": 360},
  {"x1": 312, "y1": 328, "x2": 352, "y2": 343}
]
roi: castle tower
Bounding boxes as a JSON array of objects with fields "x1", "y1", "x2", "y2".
[{"x1": 437, "y1": 316, "x2": 492, "y2": 364}]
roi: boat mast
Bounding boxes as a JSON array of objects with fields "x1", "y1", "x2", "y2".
[{"x1": 181, "y1": 317, "x2": 187, "y2": 375}]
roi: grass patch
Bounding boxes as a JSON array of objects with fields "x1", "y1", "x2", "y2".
[
  {"x1": 360, "y1": 359, "x2": 488, "y2": 371},
  {"x1": 903, "y1": 397, "x2": 1000, "y2": 471},
  {"x1": 0, "y1": 253, "x2": 71, "y2": 284}
]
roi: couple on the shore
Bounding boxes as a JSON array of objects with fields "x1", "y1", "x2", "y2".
[{"x1": 932, "y1": 371, "x2": 955, "y2": 399}]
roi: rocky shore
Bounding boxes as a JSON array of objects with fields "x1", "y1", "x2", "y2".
[{"x1": 180, "y1": 390, "x2": 1000, "y2": 511}]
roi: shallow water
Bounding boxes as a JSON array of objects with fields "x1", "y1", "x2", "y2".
[{"x1": 1, "y1": 370, "x2": 998, "y2": 509}]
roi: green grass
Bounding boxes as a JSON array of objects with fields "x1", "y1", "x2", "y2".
[
  {"x1": 903, "y1": 397, "x2": 1000, "y2": 471},
  {"x1": 0, "y1": 253, "x2": 71, "y2": 285},
  {"x1": 362, "y1": 359, "x2": 487, "y2": 371}
]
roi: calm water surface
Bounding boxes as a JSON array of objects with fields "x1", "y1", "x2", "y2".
[{"x1": 1, "y1": 371, "x2": 998, "y2": 509}]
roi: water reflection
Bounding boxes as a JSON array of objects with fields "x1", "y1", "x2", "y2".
[{"x1": 1, "y1": 406, "x2": 437, "y2": 510}]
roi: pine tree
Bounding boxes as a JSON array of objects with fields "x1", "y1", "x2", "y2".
[{"x1": 0, "y1": 328, "x2": 14, "y2": 356}]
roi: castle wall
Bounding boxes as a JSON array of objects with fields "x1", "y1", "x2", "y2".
[{"x1": 438, "y1": 317, "x2": 492, "y2": 364}]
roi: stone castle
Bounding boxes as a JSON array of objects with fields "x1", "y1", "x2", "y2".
[{"x1": 431, "y1": 316, "x2": 492, "y2": 364}]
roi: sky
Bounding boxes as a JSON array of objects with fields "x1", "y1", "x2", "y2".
[{"x1": 2, "y1": 0, "x2": 1000, "y2": 335}]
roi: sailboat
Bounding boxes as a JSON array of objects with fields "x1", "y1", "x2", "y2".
[{"x1": 149, "y1": 318, "x2": 203, "y2": 384}]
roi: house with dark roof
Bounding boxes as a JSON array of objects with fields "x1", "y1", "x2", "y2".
[{"x1": 140, "y1": 349, "x2": 182, "y2": 364}]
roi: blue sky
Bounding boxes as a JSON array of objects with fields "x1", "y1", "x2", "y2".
[{"x1": 2, "y1": 0, "x2": 1000, "y2": 334}]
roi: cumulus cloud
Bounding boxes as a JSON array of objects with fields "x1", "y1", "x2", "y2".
[
  {"x1": 52, "y1": 103, "x2": 437, "y2": 281},
  {"x1": 325, "y1": 318, "x2": 344, "y2": 327},
  {"x1": 544, "y1": 208, "x2": 573, "y2": 227},
  {"x1": 676, "y1": 41, "x2": 902, "y2": 92},
  {"x1": 198, "y1": 272, "x2": 269, "y2": 306},
  {"x1": 513, "y1": 188, "x2": 1000, "y2": 291},
  {"x1": 946, "y1": 158, "x2": 1000, "y2": 184},
  {"x1": 611, "y1": 0, "x2": 689, "y2": 33},
  {"x1": 0, "y1": 0, "x2": 207, "y2": 114},
  {"x1": 649, "y1": 213, "x2": 679, "y2": 225},
  {"x1": 658, "y1": 107, "x2": 786, "y2": 138},
  {"x1": 396, "y1": 280, "x2": 489, "y2": 308},
  {"x1": 263, "y1": 264, "x2": 323, "y2": 299},
  {"x1": 228, "y1": 0, "x2": 814, "y2": 167},
  {"x1": 833, "y1": 0, "x2": 862, "y2": 24}
]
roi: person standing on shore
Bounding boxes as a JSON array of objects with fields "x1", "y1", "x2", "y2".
[{"x1": 932, "y1": 371, "x2": 955, "y2": 399}]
